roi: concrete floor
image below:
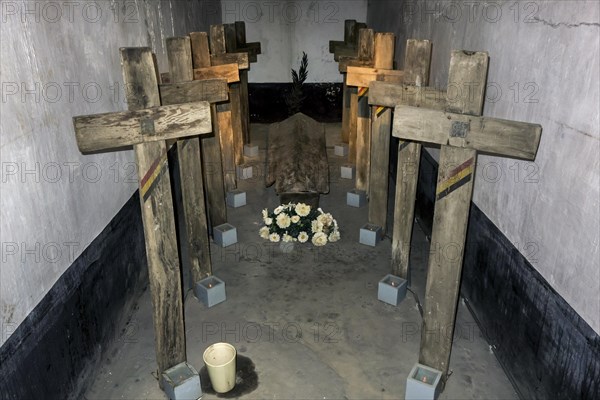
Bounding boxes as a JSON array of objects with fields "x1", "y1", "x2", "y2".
[{"x1": 85, "y1": 122, "x2": 518, "y2": 400}]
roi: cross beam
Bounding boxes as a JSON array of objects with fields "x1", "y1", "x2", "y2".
[
  {"x1": 73, "y1": 47, "x2": 214, "y2": 381},
  {"x1": 389, "y1": 50, "x2": 542, "y2": 385}
]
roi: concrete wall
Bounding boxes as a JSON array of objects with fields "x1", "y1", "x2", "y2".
[
  {"x1": 0, "y1": 0, "x2": 221, "y2": 347},
  {"x1": 367, "y1": 0, "x2": 599, "y2": 333},
  {"x1": 222, "y1": 0, "x2": 368, "y2": 82}
]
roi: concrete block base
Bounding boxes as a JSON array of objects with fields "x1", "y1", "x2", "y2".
[
  {"x1": 378, "y1": 274, "x2": 407, "y2": 306},
  {"x1": 341, "y1": 164, "x2": 355, "y2": 179},
  {"x1": 406, "y1": 363, "x2": 442, "y2": 400},
  {"x1": 244, "y1": 143, "x2": 259, "y2": 157},
  {"x1": 334, "y1": 143, "x2": 349, "y2": 157},
  {"x1": 359, "y1": 223, "x2": 382, "y2": 246},
  {"x1": 160, "y1": 362, "x2": 202, "y2": 400},
  {"x1": 194, "y1": 276, "x2": 226, "y2": 308},
  {"x1": 347, "y1": 189, "x2": 367, "y2": 207},
  {"x1": 226, "y1": 189, "x2": 247, "y2": 208},
  {"x1": 214, "y1": 223, "x2": 238, "y2": 247},
  {"x1": 237, "y1": 164, "x2": 253, "y2": 180}
]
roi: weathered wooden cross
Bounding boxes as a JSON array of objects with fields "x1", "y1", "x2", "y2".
[
  {"x1": 162, "y1": 36, "x2": 230, "y2": 283},
  {"x1": 345, "y1": 31, "x2": 404, "y2": 193},
  {"x1": 188, "y1": 31, "x2": 242, "y2": 226},
  {"x1": 329, "y1": 19, "x2": 367, "y2": 143},
  {"x1": 375, "y1": 50, "x2": 542, "y2": 385},
  {"x1": 222, "y1": 21, "x2": 261, "y2": 145},
  {"x1": 346, "y1": 39, "x2": 432, "y2": 234},
  {"x1": 73, "y1": 47, "x2": 214, "y2": 380}
]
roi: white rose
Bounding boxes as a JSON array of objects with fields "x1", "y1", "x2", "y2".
[
  {"x1": 295, "y1": 203, "x2": 311, "y2": 217},
  {"x1": 259, "y1": 226, "x2": 270, "y2": 239},
  {"x1": 328, "y1": 230, "x2": 340, "y2": 242},
  {"x1": 291, "y1": 215, "x2": 300, "y2": 224},
  {"x1": 317, "y1": 213, "x2": 333, "y2": 227},
  {"x1": 298, "y1": 232, "x2": 309, "y2": 243},
  {"x1": 312, "y1": 232, "x2": 328, "y2": 246},
  {"x1": 262, "y1": 209, "x2": 268, "y2": 219},
  {"x1": 274, "y1": 205, "x2": 284, "y2": 215},
  {"x1": 311, "y1": 219, "x2": 323, "y2": 233},
  {"x1": 264, "y1": 217, "x2": 273, "y2": 225},
  {"x1": 276, "y1": 213, "x2": 291, "y2": 229},
  {"x1": 269, "y1": 233, "x2": 280, "y2": 243}
]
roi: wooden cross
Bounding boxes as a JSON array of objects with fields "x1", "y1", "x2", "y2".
[
  {"x1": 346, "y1": 39, "x2": 432, "y2": 237},
  {"x1": 223, "y1": 21, "x2": 261, "y2": 145},
  {"x1": 337, "y1": 28, "x2": 375, "y2": 168},
  {"x1": 187, "y1": 31, "x2": 242, "y2": 227},
  {"x1": 328, "y1": 20, "x2": 368, "y2": 145},
  {"x1": 207, "y1": 25, "x2": 249, "y2": 169},
  {"x1": 163, "y1": 36, "x2": 230, "y2": 284},
  {"x1": 73, "y1": 47, "x2": 214, "y2": 380},
  {"x1": 344, "y1": 31, "x2": 402, "y2": 193},
  {"x1": 329, "y1": 19, "x2": 367, "y2": 143},
  {"x1": 385, "y1": 50, "x2": 542, "y2": 384}
]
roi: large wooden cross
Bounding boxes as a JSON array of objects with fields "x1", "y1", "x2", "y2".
[
  {"x1": 73, "y1": 48, "x2": 214, "y2": 380},
  {"x1": 162, "y1": 36, "x2": 230, "y2": 283},
  {"x1": 223, "y1": 21, "x2": 261, "y2": 145},
  {"x1": 347, "y1": 39, "x2": 432, "y2": 235},
  {"x1": 329, "y1": 19, "x2": 367, "y2": 142},
  {"x1": 337, "y1": 28, "x2": 375, "y2": 167},
  {"x1": 383, "y1": 50, "x2": 542, "y2": 384}
]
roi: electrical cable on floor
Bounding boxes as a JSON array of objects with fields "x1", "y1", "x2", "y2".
[{"x1": 407, "y1": 287, "x2": 424, "y2": 319}]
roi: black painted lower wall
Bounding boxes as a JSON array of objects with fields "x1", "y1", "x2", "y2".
[
  {"x1": 248, "y1": 83, "x2": 343, "y2": 123},
  {"x1": 411, "y1": 149, "x2": 600, "y2": 400},
  {"x1": 0, "y1": 193, "x2": 148, "y2": 400}
]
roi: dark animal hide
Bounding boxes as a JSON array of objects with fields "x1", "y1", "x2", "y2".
[{"x1": 266, "y1": 113, "x2": 329, "y2": 207}]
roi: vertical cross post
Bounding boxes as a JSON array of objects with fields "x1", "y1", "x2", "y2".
[
  {"x1": 188, "y1": 32, "x2": 231, "y2": 227},
  {"x1": 165, "y1": 36, "x2": 214, "y2": 282},
  {"x1": 419, "y1": 51, "x2": 488, "y2": 382},
  {"x1": 122, "y1": 48, "x2": 186, "y2": 379}
]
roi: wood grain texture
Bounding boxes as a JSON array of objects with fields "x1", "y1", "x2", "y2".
[
  {"x1": 166, "y1": 37, "x2": 193, "y2": 82},
  {"x1": 419, "y1": 50, "x2": 488, "y2": 382},
  {"x1": 120, "y1": 47, "x2": 185, "y2": 379},
  {"x1": 191, "y1": 30, "x2": 228, "y2": 228},
  {"x1": 392, "y1": 106, "x2": 541, "y2": 160},
  {"x1": 356, "y1": 33, "x2": 394, "y2": 193},
  {"x1": 348, "y1": 88, "x2": 358, "y2": 163},
  {"x1": 210, "y1": 24, "x2": 227, "y2": 55},
  {"x1": 368, "y1": 82, "x2": 446, "y2": 109},
  {"x1": 159, "y1": 79, "x2": 228, "y2": 105},
  {"x1": 167, "y1": 36, "x2": 214, "y2": 283},
  {"x1": 216, "y1": 101, "x2": 237, "y2": 191},
  {"x1": 388, "y1": 39, "x2": 432, "y2": 277},
  {"x1": 211, "y1": 52, "x2": 249, "y2": 69},
  {"x1": 446, "y1": 50, "x2": 489, "y2": 116},
  {"x1": 74, "y1": 102, "x2": 212, "y2": 153},
  {"x1": 190, "y1": 32, "x2": 211, "y2": 68},
  {"x1": 193, "y1": 64, "x2": 240, "y2": 83},
  {"x1": 346, "y1": 66, "x2": 404, "y2": 87},
  {"x1": 341, "y1": 75, "x2": 350, "y2": 143}
]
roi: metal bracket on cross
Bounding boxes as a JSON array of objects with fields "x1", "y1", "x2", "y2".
[
  {"x1": 378, "y1": 50, "x2": 543, "y2": 387},
  {"x1": 72, "y1": 47, "x2": 215, "y2": 384}
]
